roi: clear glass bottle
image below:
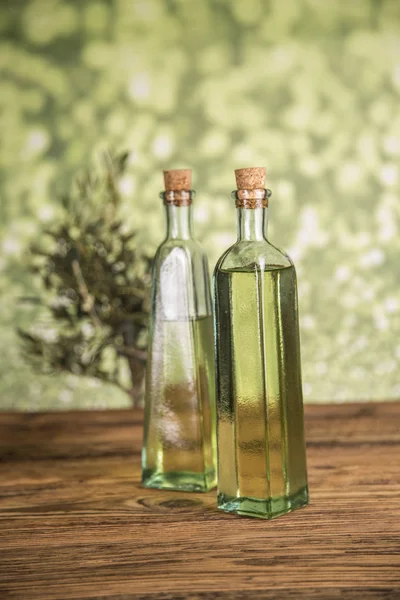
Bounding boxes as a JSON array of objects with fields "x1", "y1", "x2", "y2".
[
  {"x1": 213, "y1": 167, "x2": 309, "y2": 518},
  {"x1": 142, "y1": 169, "x2": 217, "y2": 492}
]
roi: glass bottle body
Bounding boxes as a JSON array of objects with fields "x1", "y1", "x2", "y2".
[
  {"x1": 214, "y1": 202, "x2": 308, "y2": 518},
  {"x1": 142, "y1": 200, "x2": 217, "y2": 492}
]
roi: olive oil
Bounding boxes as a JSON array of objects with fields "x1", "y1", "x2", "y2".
[
  {"x1": 143, "y1": 315, "x2": 216, "y2": 492},
  {"x1": 215, "y1": 266, "x2": 308, "y2": 517}
]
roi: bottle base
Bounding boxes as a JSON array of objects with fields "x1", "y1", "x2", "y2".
[
  {"x1": 217, "y1": 485, "x2": 309, "y2": 519},
  {"x1": 142, "y1": 468, "x2": 217, "y2": 493}
]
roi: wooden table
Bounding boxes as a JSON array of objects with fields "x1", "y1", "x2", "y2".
[{"x1": 0, "y1": 403, "x2": 399, "y2": 600}]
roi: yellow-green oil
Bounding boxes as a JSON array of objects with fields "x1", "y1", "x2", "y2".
[
  {"x1": 214, "y1": 265, "x2": 308, "y2": 518},
  {"x1": 142, "y1": 315, "x2": 217, "y2": 492}
]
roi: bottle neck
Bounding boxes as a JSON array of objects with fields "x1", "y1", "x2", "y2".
[
  {"x1": 237, "y1": 207, "x2": 268, "y2": 241},
  {"x1": 165, "y1": 205, "x2": 193, "y2": 240}
]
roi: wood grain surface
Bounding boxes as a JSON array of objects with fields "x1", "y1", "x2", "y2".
[{"x1": 0, "y1": 402, "x2": 399, "y2": 600}]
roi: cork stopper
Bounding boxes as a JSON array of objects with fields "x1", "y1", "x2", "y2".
[
  {"x1": 233, "y1": 167, "x2": 269, "y2": 208},
  {"x1": 235, "y1": 167, "x2": 266, "y2": 190},
  {"x1": 163, "y1": 169, "x2": 192, "y2": 191}
]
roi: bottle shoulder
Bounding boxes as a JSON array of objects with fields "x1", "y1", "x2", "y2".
[
  {"x1": 152, "y1": 237, "x2": 210, "y2": 282},
  {"x1": 153, "y1": 238, "x2": 208, "y2": 272},
  {"x1": 214, "y1": 240, "x2": 293, "y2": 273},
  {"x1": 155, "y1": 237, "x2": 206, "y2": 258},
  {"x1": 151, "y1": 238, "x2": 212, "y2": 320}
]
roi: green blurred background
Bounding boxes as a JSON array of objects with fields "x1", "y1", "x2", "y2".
[{"x1": 1, "y1": 0, "x2": 400, "y2": 410}]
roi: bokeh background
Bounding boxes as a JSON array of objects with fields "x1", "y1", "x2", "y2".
[{"x1": 1, "y1": 0, "x2": 400, "y2": 410}]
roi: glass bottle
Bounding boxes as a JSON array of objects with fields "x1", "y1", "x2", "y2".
[
  {"x1": 213, "y1": 167, "x2": 309, "y2": 518},
  {"x1": 142, "y1": 169, "x2": 217, "y2": 492}
]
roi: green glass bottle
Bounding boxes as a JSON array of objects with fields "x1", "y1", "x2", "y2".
[
  {"x1": 142, "y1": 169, "x2": 217, "y2": 492},
  {"x1": 213, "y1": 167, "x2": 309, "y2": 518}
]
